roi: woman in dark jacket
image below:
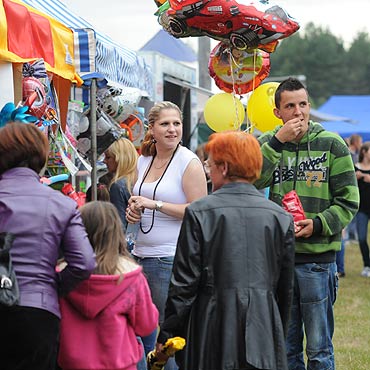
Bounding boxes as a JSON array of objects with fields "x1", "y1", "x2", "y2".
[
  {"x1": 0, "y1": 122, "x2": 96, "y2": 370},
  {"x1": 156, "y1": 131, "x2": 295, "y2": 370}
]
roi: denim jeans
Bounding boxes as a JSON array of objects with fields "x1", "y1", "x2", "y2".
[
  {"x1": 286, "y1": 262, "x2": 338, "y2": 370},
  {"x1": 136, "y1": 336, "x2": 147, "y2": 370},
  {"x1": 346, "y1": 215, "x2": 358, "y2": 240},
  {"x1": 134, "y1": 255, "x2": 178, "y2": 370},
  {"x1": 335, "y1": 239, "x2": 345, "y2": 274},
  {"x1": 356, "y1": 211, "x2": 370, "y2": 267}
]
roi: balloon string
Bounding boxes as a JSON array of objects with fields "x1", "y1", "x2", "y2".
[
  {"x1": 228, "y1": 49, "x2": 242, "y2": 130},
  {"x1": 246, "y1": 50, "x2": 258, "y2": 133},
  {"x1": 252, "y1": 50, "x2": 257, "y2": 92}
]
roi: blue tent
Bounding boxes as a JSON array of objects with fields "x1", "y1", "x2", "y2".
[
  {"x1": 140, "y1": 29, "x2": 197, "y2": 63},
  {"x1": 21, "y1": 0, "x2": 153, "y2": 96},
  {"x1": 318, "y1": 96, "x2": 370, "y2": 141}
]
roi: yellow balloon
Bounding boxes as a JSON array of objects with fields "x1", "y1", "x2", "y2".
[
  {"x1": 204, "y1": 93, "x2": 245, "y2": 133},
  {"x1": 247, "y1": 82, "x2": 282, "y2": 132}
]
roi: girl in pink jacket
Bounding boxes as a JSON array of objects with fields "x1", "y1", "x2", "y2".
[{"x1": 58, "y1": 201, "x2": 159, "y2": 370}]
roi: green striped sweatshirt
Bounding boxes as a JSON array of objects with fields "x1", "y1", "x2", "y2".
[{"x1": 255, "y1": 121, "x2": 359, "y2": 254}]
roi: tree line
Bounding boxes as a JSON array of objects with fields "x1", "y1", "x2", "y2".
[{"x1": 269, "y1": 23, "x2": 370, "y2": 107}]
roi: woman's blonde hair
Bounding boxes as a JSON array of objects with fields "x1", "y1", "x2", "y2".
[
  {"x1": 105, "y1": 138, "x2": 138, "y2": 192},
  {"x1": 140, "y1": 101, "x2": 182, "y2": 156},
  {"x1": 80, "y1": 201, "x2": 135, "y2": 275}
]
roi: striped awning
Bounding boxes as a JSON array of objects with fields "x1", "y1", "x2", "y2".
[
  {"x1": 21, "y1": 0, "x2": 154, "y2": 96},
  {"x1": 0, "y1": 0, "x2": 78, "y2": 82}
]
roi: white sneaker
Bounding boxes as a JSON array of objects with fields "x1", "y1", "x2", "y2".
[{"x1": 361, "y1": 266, "x2": 370, "y2": 277}]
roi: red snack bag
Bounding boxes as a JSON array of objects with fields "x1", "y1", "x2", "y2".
[{"x1": 281, "y1": 190, "x2": 306, "y2": 233}]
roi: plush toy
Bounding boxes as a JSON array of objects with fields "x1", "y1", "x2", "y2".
[{"x1": 147, "y1": 337, "x2": 186, "y2": 370}]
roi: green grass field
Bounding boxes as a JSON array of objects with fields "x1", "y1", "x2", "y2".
[{"x1": 334, "y1": 241, "x2": 370, "y2": 369}]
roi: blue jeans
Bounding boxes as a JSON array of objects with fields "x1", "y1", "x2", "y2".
[
  {"x1": 134, "y1": 256, "x2": 178, "y2": 370},
  {"x1": 346, "y1": 215, "x2": 358, "y2": 240},
  {"x1": 286, "y1": 262, "x2": 338, "y2": 370},
  {"x1": 356, "y1": 211, "x2": 370, "y2": 267},
  {"x1": 335, "y1": 239, "x2": 345, "y2": 274},
  {"x1": 136, "y1": 336, "x2": 147, "y2": 370}
]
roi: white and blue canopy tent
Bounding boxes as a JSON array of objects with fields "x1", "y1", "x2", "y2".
[{"x1": 21, "y1": 0, "x2": 153, "y2": 98}]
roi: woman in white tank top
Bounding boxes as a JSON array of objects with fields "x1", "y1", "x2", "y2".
[{"x1": 126, "y1": 101, "x2": 207, "y2": 370}]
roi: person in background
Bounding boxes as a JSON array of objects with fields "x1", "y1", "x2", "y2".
[
  {"x1": 349, "y1": 134, "x2": 363, "y2": 164},
  {"x1": 195, "y1": 142, "x2": 212, "y2": 194},
  {"x1": 156, "y1": 131, "x2": 295, "y2": 370},
  {"x1": 354, "y1": 142, "x2": 370, "y2": 277},
  {"x1": 85, "y1": 183, "x2": 110, "y2": 202},
  {"x1": 335, "y1": 232, "x2": 346, "y2": 278},
  {"x1": 58, "y1": 201, "x2": 158, "y2": 370},
  {"x1": 254, "y1": 77, "x2": 359, "y2": 370},
  {"x1": 103, "y1": 138, "x2": 138, "y2": 230},
  {"x1": 336, "y1": 134, "x2": 362, "y2": 276},
  {"x1": 0, "y1": 122, "x2": 96, "y2": 370},
  {"x1": 126, "y1": 101, "x2": 207, "y2": 370},
  {"x1": 345, "y1": 134, "x2": 363, "y2": 241}
]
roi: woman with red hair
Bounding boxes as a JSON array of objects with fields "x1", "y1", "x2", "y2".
[{"x1": 156, "y1": 131, "x2": 295, "y2": 370}]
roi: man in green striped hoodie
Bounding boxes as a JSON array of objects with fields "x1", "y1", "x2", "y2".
[{"x1": 255, "y1": 77, "x2": 359, "y2": 370}]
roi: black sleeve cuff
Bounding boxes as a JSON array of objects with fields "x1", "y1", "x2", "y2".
[
  {"x1": 156, "y1": 329, "x2": 170, "y2": 345},
  {"x1": 269, "y1": 135, "x2": 284, "y2": 152},
  {"x1": 312, "y1": 217, "x2": 323, "y2": 236}
]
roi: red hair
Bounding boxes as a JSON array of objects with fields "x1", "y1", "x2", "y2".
[{"x1": 205, "y1": 131, "x2": 262, "y2": 183}]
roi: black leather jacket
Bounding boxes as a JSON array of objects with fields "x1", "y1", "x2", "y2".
[{"x1": 159, "y1": 182, "x2": 295, "y2": 370}]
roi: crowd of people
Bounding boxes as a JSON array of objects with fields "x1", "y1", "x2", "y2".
[{"x1": 0, "y1": 77, "x2": 365, "y2": 370}]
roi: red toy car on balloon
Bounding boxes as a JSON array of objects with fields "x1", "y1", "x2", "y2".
[{"x1": 159, "y1": 0, "x2": 300, "y2": 52}]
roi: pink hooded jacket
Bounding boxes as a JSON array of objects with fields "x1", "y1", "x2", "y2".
[{"x1": 58, "y1": 264, "x2": 159, "y2": 370}]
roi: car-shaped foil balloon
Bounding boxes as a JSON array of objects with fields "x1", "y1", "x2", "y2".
[{"x1": 158, "y1": 0, "x2": 300, "y2": 52}]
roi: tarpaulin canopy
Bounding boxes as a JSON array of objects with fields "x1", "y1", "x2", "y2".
[
  {"x1": 21, "y1": 0, "x2": 154, "y2": 96},
  {"x1": 318, "y1": 95, "x2": 370, "y2": 142},
  {"x1": 0, "y1": 0, "x2": 77, "y2": 82}
]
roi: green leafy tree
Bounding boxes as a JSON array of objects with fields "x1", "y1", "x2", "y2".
[
  {"x1": 342, "y1": 32, "x2": 370, "y2": 94},
  {"x1": 269, "y1": 23, "x2": 370, "y2": 106}
]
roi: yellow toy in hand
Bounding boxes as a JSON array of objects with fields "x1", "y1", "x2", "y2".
[{"x1": 147, "y1": 337, "x2": 186, "y2": 370}]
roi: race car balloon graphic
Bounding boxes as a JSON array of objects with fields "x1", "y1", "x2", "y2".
[{"x1": 157, "y1": 0, "x2": 300, "y2": 53}]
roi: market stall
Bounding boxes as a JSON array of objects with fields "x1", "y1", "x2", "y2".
[
  {"x1": 0, "y1": 0, "x2": 78, "y2": 125},
  {"x1": 21, "y1": 0, "x2": 153, "y2": 97},
  {"x1": 16, "y1": 0, "x2": 155, "y2": 200}
]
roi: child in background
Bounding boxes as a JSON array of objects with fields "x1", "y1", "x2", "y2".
[{"x1": 58, "y1": 201, "x2": 158, "y2": 370}]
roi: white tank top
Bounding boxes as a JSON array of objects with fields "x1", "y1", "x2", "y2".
[{"x1": 132, "y1": 146, "x2": 199, "y2": 257}]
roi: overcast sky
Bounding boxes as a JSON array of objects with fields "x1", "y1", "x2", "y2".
[{"x1": 61, "y1": 0, "x2": 369, "y2": 52}]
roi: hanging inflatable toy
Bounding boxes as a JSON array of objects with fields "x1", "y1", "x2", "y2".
[
  {"x1": 97, "y1": 86, "x2": 141, "y2": 124},
  {"x1": 158, "y1": 0, "x2": 300, "y2": 53},
  {"x1": 22, "y1": 77, "x2": 49, "y2": 119},
  {"x1": 0, "y1": 102, "x2": 38, "y2": 128},
  {"x1": 154, "y1": 0, "x2": 167, "y2": 6},
  {"x1": 120, "y1": 113, "x2": 144, "y2": 143},
  {"x1": 209, "y1": 41, "x2": 270, "y2": 95}
]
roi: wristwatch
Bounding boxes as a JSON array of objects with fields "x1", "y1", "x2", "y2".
[{"x1": 155, "y1": 200, "x2": 164, "y2": 212}]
